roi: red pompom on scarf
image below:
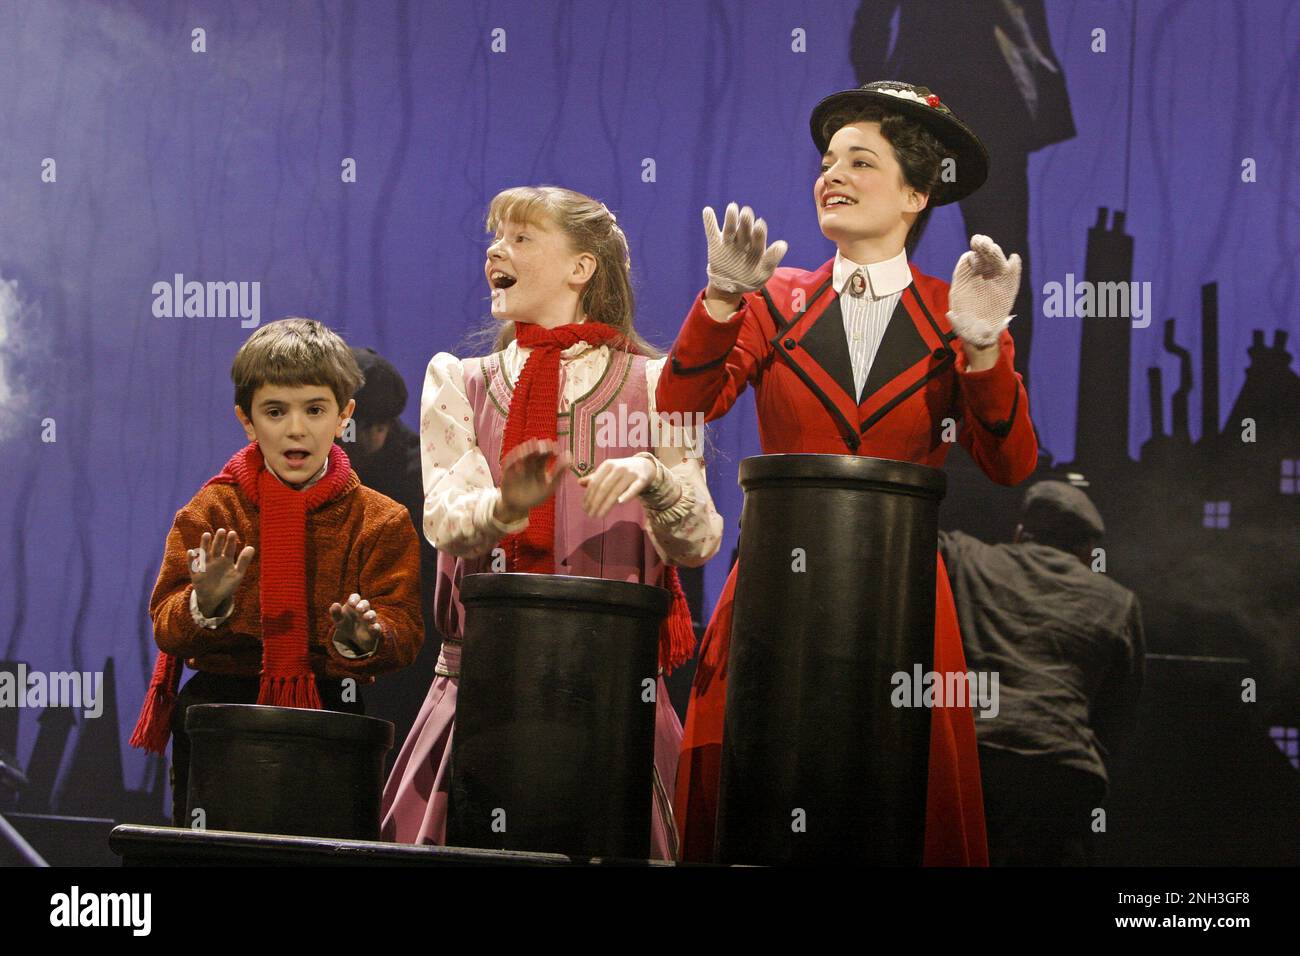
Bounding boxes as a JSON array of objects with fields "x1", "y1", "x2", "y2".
[{"x1": 500, "y1": 321, "x2": 696, "y2": 674}]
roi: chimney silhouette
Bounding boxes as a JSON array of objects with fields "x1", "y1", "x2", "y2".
[
  {"x1": 1075, "y1": 207, "x2": 1135, "y2": 466},
  {"x1": 1164, "y1": 319, "x2": 1192, "y2": 443},
  {"x1": 1147, "y1": 367, "x2": 1165, "y2": 440},
  {"x1": 1202, "y1": 283, "x2": 1220, "y2": 441}
]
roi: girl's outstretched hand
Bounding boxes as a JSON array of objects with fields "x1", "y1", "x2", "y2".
[
  {"x1": 577, "y1": 454, "x2": 658, "y2": 519},
  {"x1": 497, "y1": 438, "x2": 570, "y2": 523}
]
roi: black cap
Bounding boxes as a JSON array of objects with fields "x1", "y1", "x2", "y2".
[
  {"x1": 1021, "y1": 481, "x2": 1105, "y2": 543},
  {"x1": 349, "y1": 347, "x2": 408, "y2": 425}
]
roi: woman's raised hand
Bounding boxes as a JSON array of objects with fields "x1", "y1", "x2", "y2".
[
  {"x1": 947, "y1": 234, "x2": 1021, "y2": 348},
  {"x1": 703, "y1": 202, "x2": 788, "y2": 296}
]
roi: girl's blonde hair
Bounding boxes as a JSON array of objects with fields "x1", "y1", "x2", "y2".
[{"x1": 477, "y1": 185, "x2": 660, "y2": 357}]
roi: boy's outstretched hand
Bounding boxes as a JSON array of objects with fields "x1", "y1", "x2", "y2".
[
  {"x1": 330, "y1": 592, "x2": 383, "y2": 657},
  {"x1": 189, "y1": 528, "x2": 255, "y2": 618}
]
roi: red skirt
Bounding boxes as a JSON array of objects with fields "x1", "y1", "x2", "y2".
[{"x1": 673, "y1": 551, "x2": 989, "y2": 865}]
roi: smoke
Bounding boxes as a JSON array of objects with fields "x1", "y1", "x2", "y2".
[{"x1": 0, "y1": 276, "x2": 44, "y2": 443}]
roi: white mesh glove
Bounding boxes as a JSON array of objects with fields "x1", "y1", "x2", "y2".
[
  {"x1": 703, "y1": 203, "x2": 788, "y2": 295},
  {"x1": 948, "y1": 235, "x2": 1022, "y2": 348}
]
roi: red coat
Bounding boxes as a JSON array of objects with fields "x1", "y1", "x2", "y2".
[{"x1": 657, "y1": 258, "x2": 1037, "y2": 864}]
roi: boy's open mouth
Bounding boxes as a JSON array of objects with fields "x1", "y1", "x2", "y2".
[
  {"x1": 490, "y1": 270, "x2": 517, "y2": 289},
  {"x1": 284, "y1": 449, "x2": 311, "y2": 465}
]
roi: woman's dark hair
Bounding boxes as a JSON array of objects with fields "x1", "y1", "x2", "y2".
[{"x1": 818, "y1": 105, "x2": 948, "y2": 254}]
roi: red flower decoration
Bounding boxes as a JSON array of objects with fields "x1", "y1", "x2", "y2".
[{"x1": 926, "y1": 94, "x2": 940, "y2": 108}]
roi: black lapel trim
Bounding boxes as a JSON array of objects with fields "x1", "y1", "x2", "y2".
[
  {"x1": 859, "y1": 285, "x2": 957, "y2": 437},
  {"x1": 858, "y1": 288, "x2": 932, "y2": 401},
  {"x1": 907, "y1": 284, "x2": 955, "y2": 345},
  {"x1": 770, "y1": 346, "x2": 861, "y2": 452},
  {"x1": 762, "y1": 276, "x2": 834, "y2": 335},
  {"x1": 797, "y1": 293, "x2": 858, "y2": 402},
  {"x1": 759, "y1": 286, "x2": 787, "y2": 330},
  {"x1": 764, "y1": 276, "x2": 859, "y2": 451}
]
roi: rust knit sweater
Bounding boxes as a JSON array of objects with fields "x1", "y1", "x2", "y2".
[{"x1": 149, "y1": 464, "x2": 424, "y2": 682}]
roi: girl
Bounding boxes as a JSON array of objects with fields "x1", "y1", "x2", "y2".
[
  {"x1": 656, "y1": 81, "x2": 1039, "y2": 864},
  {"x1": 381, "y1": 186, "x2": 723, "y2": 861}
]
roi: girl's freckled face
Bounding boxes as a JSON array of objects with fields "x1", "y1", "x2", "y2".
[{"x1": 485, "y1": 216, "x2": 579, "y2": 323}]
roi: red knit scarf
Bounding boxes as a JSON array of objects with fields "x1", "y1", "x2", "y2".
[
  {"x1": 130, "y1": 442, "x2": 355, "y2": 754},
  {"x1": 502, "y1": 321, "x2": 697, "y2": 674}
]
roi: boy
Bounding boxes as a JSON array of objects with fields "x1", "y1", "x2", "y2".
[{"x1": 131, "y1": 318, "x2": 424, "y2": 826}]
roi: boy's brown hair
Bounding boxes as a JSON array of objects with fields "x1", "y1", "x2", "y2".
[
  {"x1": 818, "y1": 105, "x2": 948, "y2": 254},
  {"x1": 231, "y1": 318, "x2": 364, "y2": 417}
]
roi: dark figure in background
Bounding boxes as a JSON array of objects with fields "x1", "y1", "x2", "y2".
[
  {"x1": 851, "y1": 0, "x2": 1076, "y2": 395},
  {"x1": 939, "y1": 481, "x2": 1144, "y2": 865},
  {"x1": 341, "y1": 348, "x2": 439, "y2": 770}
]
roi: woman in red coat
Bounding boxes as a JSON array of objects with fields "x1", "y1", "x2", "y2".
[{"x1": 656, "y1": 82, "x2": 1038, "y2": 864}]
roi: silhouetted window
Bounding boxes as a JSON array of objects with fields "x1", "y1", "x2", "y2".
[
  {"x1": 1281, "y1": 459, "x2": 1298, "y2": 495},
  {"x1": 1202, "y1": 501, "x2": 1230, "y2": 529},
  {"x1": 1270, "y1": 726, "x2": 1299, "y2": 770}
]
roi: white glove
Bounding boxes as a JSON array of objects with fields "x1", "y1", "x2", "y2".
[
  {"x1": 703, "y1": 203, "x2": 788, "y2": 295},
  {"x1": 948, "y1": 234, "x2": 1022, "y2": 348}
]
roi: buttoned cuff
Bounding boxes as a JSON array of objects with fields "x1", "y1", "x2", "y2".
[
  {"x1": 956, "y1": 332, "x2": 1021, "y2": 437},
  {"x1": 636, "y1": 452, "x2": 683, "y2": 513}
]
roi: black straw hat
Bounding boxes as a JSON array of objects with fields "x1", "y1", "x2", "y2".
[{"x1": 809, "y1": 81, "x2": 989, "y2": 205}]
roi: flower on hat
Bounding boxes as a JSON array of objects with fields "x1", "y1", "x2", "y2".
[
  {"x1": 877, "y1": 87, "x2": 926, "y2": 104},
  {"x1": 876, "y1": 85, "x2": 950, "y2": 115}
]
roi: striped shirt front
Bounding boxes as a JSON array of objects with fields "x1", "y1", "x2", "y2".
[{"x1": 833, "y1": 248, "x2": 911, "y2": 402}]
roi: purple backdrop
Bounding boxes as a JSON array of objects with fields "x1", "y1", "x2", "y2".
[{"x1": 0, "y1": 0, "x2": 1295, "y2": 807}]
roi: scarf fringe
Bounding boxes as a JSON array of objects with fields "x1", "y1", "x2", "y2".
[
  {"x1": 257, "y1": 673, "x2": 324, "y2": 710},
  {"x1": 659, "y1": 566, "x2": 696, "y2": 675},
  {"x1": 129, "y1": 651, "x2": 184, "y2": 755}
]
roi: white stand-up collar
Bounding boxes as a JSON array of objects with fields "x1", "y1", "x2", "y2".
[{"x1": 833, "y1": 247, "x2": 911, "y2": 299}]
